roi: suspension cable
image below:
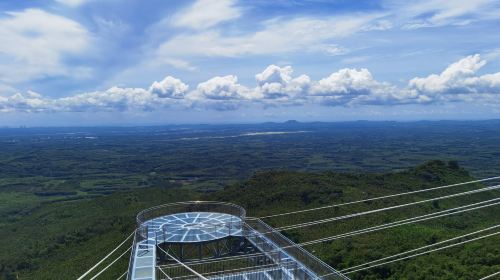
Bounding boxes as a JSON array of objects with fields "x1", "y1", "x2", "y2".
[
  {"x1": 259, "y1": 176, "x2": 500, "y2": 219},
  {"x1": 90, "y1": 246, "x2": 132, "y2": 280},
  {"x1": 340, "y1": 231, "x2": 500, "y2": 275},
  {"x1": 116, "y1": 271, "x2": 127, "y2": 280},
  {"x1": 341, "y1": 224, "x2": 500, "y2": 273},
  {"x1": 479, "y1": 271, "x2": 500, "y2": 280},
  {"x1": 161, "y1": 198, "x2": 500, "y2": 268},
  {"x1": 277, "y1": 184, "x2": 500, "y2": 231},
  {"x1": 77, "y1": 230, "x2": 135, "y2": 280},
  {"x1": 298, "y1": 199, "x2": 500, "y2": 246}
]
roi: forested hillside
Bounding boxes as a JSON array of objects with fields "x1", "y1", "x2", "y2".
[
  {"x1": 0, "y1": 188, "x2": 198, "y2": 279},
  {"x1": 210, "y1": 160, "x2": 499, "y2": 279},
  {"x1": 1, "y1": 160, "x2": 498, "y2": 279}
]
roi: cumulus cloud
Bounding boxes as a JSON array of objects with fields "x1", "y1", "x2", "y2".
[
  {"x1": 255, "y1": 65, "x2": 294, "y2": 85},
  {"x1": 0, "y1": 91, "x2": 50, "y2": 112},
  {"x1": 1, "y1": 54, "x2": 499, "y2": 113},
  {"x1": 54, "y1": 77, "x2": 191, "y2": 111},
  {"x1": 0, "y1": 76, "x2": 189, "y2": 113},
  {"x1": 309, "y1": 68, "x2": 402, "y2": 105},
  {"x1": 312, "y1": 68, "x2": 377, "y2": 96},
  {"x1": 56, "y1": 87, "x2": 160, "y2": 112},
  {"x1": 149, "y1": 76, "x2": 189, "y2": 99},
  {"x1": 193, "y1": 75, "x2": 253, "y2": 100},
  {"x1": 409, "y1": 54, "x2": 500, "y2": 97},
  {"x1": 255, "y1": 65, "x2": 310, "y2": 100},
  {"x1": 0, "y1": 9, "x2": 91, "y2": 83}
]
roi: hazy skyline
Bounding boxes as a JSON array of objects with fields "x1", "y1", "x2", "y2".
[{"x1": 1, "y1": 0, "x2": 500, "y2": 125}]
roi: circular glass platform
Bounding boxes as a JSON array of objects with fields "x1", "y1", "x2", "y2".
[{"x1": 145, "y1": 212, "x2": 243, "y2": 243}]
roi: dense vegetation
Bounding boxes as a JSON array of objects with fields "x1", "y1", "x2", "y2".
[
  {"x1": 210, "y1": 160, "x2": 500, "y2": 279},
  {"x1": 1, "y1": 121, "x2": 499, "y2": 279},
  {"x1": 1, "y1": 161, "x2": 498, "y2": 279},
  {"x1": 0, "y1": 187, "x2": 198, "y2": 279}
]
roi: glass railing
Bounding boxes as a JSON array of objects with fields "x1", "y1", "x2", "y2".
[
  {"x1": 136, "y1": 201, "x2": 246, "y2": 243},
  {"x1": 244, "y1": 218, "x2": 350, "y2": 280}
]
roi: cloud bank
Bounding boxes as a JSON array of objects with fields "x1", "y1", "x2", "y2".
[{"x1": 1, "y1": 54, "x2": 499, "y2": 113}]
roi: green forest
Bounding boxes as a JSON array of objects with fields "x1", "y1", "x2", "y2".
[
  {"x1": 1, "y1": 121, "x2": 499, "y2": 279},
  {"x1": 1, "y1": 160, "x2": 499, "y2": 279}
]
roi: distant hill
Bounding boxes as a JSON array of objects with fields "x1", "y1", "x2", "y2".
[{"x1": 210, "y1": 160, "x2": 471, "y2": 215}]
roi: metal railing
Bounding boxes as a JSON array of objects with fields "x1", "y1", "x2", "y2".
[
  {"x1": 127, "y1": 230, "x2": 143, "y2": 280},
  {"x1": 157, "y1": 218, "x2": 350, "y2": 280},
  {"x1": 244, "y1": 218, "x2": 350, "y2": 280},
  {"x1": 137, "y1": 201, "x2": 246, "y2": 238}
]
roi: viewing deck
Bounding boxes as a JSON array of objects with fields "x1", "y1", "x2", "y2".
[{"x1": 127, "y1": 202, "x2": 349, "y2": 280}]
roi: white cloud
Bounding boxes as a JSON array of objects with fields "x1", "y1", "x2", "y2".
[
  {"x1": 1, "y1": 54, "x2": 499, "y2": 113},
  {"x1": 193, "y1": 75, "x2": 252, "y2": 100},
  {"x1": 409, "y1": 54, "x2": 500, "y2": 96},
  {"x1": 388, "y1": 0, "x2": 500, "y2": 29},
  {"x1": 310, "y1": 68, "x2": 402, "y2": 105},
  {"x1": 172, "y1": 0, "x2": 242, "y2": 30},
  {"x1": 0, "y1": 75, "x2": 188, "y2": 112},
  {"x1": 55, "y1": 87, "x2": 160, "y2": 112},
  {"x1": 163, "y1": 58, "x2": 197, "y2": 71},
  {"x1": 149, "y1": 0, "x2": 500, "y2": 65},
  {"x1": 156, "y1": 15, "x2": 381, "y2": 58},
  {"x1": 0, "y1": 9, "x2": 91, "y2": 83},
  {"x1": 0, "y1": 90, "x2": 51, "y2": 113},
  {"x1": 0, "y1": 87, "x2": 162, "y2": 113},
  {"x1": 323, "y1": 45, "x2": 350, "y2": 56},
  {"x1": 255, "y1": 65, "x2": 310, "y2": 100},
  {"x1": 312, "y1": 68, "x2": 377, "y2": 96},
  {"x1": 149, "y1": 76, "x2": 189, "y2": 99},
  {"x1": 182, "y1": 75, "x2": 256, "y2": 111},
  {"x1": 54, "y1": 77, "x2": 191, "y2": 111},
  {"x1": 144, "y1": 0, "x2": 500, "y2": 73}
]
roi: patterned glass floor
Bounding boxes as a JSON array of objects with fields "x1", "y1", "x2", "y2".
[{"x1": 146, "y1": 212, "x2": 243, "y2": 243}]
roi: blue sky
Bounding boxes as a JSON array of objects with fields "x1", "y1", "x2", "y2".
[{"x1": 1, "y1": 0, "x2": 500, "y2": 126}]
